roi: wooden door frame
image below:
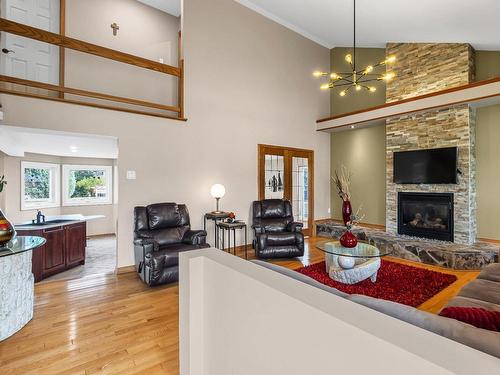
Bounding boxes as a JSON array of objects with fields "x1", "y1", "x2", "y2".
[{"x1": 258, "y1": 144, "x2": 315, "y2": 235}]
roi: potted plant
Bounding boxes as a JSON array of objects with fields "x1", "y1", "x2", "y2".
[{"x1": 0, "y1": 175, "x2": 15, "y2": 246}]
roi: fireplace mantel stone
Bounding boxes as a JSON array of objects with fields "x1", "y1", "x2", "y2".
[
  {"x1": 385, "y1": 43, "x2": 476, "y2": 245},
  {"x1": 316, "y1": 221, "x2": 498, "y2": 270}
]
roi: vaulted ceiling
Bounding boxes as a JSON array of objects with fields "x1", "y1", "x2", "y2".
[{"x1": 236, "y1": 0, "x2": 500, "y2": 50}]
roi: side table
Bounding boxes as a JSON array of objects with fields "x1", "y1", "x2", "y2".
[
  {"x1": 204, "y1": 212, "x2": 230, "y2": 248},
  {"x1": 216, "y1": 221, "x2": 248, "y2": 259}
]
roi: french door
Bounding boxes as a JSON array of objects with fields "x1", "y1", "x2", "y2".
[{"x1": 258, "y1": 144, "x2": 314, "y2": 236}]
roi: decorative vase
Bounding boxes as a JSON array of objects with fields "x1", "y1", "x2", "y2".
[
  {"x1": 0, "y1": 208, "x2": 15, "y2": 247},
  {"x1": 342, "y1": 200, "x2": 352, "y2": 226},
  {"x1": 338, "y1": 255, "x2": 355, "y2": 269},
  {"x1": 340, "y1": 230, "x2": 358, "y2": 248}
]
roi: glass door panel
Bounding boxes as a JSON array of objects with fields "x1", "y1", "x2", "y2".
[
  {"x1": 264, "y1": 154, "x2": 285, "y2": 199},
  {"x1": 292, "y1": 157, "x2": 309, "y2": 229}
]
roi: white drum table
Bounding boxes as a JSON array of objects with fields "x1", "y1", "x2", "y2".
[
  {"x1": 316, "y1": 241, "x2": 391, "y2": 285},
  {"x1": 0, "y1": 236, "x2": 45, "y2": 341}
]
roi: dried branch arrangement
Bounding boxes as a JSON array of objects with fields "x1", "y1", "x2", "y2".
[{"x1": 333, "y1": 165, "x2": 351, "y2": 202}]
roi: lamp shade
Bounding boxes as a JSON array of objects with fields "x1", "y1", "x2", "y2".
[{"x1": 210, "y1": 184, "x2": 226, "y2": 199}]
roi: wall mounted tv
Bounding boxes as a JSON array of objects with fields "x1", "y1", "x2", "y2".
[{"x1": 393, "y1": 147, "x2": 458, "y2": 184}]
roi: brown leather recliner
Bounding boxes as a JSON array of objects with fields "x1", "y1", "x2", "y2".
[
  {"x1": 252, "y1": 199, "x2": 304, "y2": 259},
  {"x1": 134, "y1": 203, "x2": 209, "y2": 286}
]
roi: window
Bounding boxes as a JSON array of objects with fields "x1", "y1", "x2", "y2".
[
  {"x1": 21, "y1": 161, "x2": 60, "y2": 210},
  {"x1": 62, "y1": 165, "x2": 113, "y2": 206}
]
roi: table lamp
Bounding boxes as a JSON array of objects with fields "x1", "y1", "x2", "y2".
[{"x1": 210, "y1": 184, "x2": 226, "y2": 213}]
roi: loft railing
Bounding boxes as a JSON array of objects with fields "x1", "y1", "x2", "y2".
[{"x1": 0, "y1": 18, "x2": 185, "y2": 121}]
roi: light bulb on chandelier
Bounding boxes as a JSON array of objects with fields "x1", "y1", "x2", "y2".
[{"x1": 312, "y1": 0, "x2": 396, "y2": 97}]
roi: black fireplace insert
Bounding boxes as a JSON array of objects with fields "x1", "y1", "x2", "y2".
[{"x1": 397, "y1": 192, "x2": 454, "y2": 242}]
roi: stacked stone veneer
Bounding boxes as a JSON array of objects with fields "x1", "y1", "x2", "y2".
[{"x1": 385, "y1": 43, "x2": 477, "y2": 245}]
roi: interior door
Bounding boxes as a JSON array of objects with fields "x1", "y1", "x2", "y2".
[
  {"x1": 258, "y1": 145, "x2": 314, "y2": 236},
  {"x1": 0, "y1": 0, "x2": 60, "y2": 84}
]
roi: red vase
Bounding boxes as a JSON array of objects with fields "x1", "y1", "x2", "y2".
[
  {"x1": 342, "y1": 200, "x2": 352, "y2": 226},
  {"x1": 0, "y1": 208, "x2": 15, "y2": 246},
  {"x1": 340, "y1": 230, "x2": 358, "y2": 248}
]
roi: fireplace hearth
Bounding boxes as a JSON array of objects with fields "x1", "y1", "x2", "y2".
[{"x1": 398, "y1": 192, "x2": 454, "y2": 242}]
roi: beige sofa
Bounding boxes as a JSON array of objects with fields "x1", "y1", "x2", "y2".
[{"x1": 253, "y1": 261, "x2": 500, "y2": 358}]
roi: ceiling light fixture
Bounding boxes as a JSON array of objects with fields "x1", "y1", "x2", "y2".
[{"x1": 313, "y1": 0, "x2": 396, "y2": 96}]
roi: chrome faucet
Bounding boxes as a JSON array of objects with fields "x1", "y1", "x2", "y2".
[{"x1": 33, "y1": 210, "x2": 45, "y2": 225}]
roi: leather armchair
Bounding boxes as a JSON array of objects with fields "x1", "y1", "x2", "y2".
[
  {"x1": 134, "y1": 203, "x2": 209, "y2": 286},
  {"x1": 252, "y1": 199, "x2": 304, "y2": 259}
]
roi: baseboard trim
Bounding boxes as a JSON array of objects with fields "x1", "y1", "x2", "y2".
[
  {"x1": 87, "y1": 233, "x2": 116, "y2": 239},
  {"x1": 477, "y1": 237, "x2": 500, "y2": 245},
  {"x1": 116, "y1": 265, "x2": 136, "y2": 275}
]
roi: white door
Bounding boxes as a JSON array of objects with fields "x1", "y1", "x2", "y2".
[{"x1": 0, "y1": 0, "x2": 59, "y2": 84}]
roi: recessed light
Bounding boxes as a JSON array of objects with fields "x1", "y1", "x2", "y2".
[{"x1": 350, "y1": 125, "x2": 355, "y2": 129}]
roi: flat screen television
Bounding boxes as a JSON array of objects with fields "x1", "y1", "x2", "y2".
[{"x1": 393, "y1": 147, "x2": 458, "y2": 184}]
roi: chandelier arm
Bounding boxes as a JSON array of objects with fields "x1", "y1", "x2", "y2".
[
  {"x1": 337, "y1": 77, "x2": 355, "y2": 84},
  {"x1": 357, "y1": 78, "x2": 382, "y2": 83},
  {"x1": 331, "y1": 82, "x2": 358, "y2": 88}
]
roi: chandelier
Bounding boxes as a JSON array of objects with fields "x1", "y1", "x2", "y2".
[{"x1": 313, "y1": 0, "x2": 396, "y2": 96}]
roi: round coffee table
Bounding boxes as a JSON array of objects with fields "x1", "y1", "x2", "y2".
[{"x1": 316, "y1": 241, "x2": 391, "y2": 284}]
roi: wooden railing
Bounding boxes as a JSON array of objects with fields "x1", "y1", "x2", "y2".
[{"x1": 0, "y1": 18, "x2": 185, "y2": 121}]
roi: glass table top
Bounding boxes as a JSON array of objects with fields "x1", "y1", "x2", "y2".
[
  {"x1": 316, "y1": 240, "x2": 392, "y2": 258},
  {"x1": 0, "y1": 236, "x2": 46, "y2": 258}
]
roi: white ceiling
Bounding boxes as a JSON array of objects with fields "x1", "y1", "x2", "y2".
[
  {"x1": 236, "y1": 0, "x2": 500, "y2": 50},
  {"x1": 0, "y1": 126, "x2": 118, "y2": 159},
  {"x1": 137, "y1": 0, "x2": 181, "y2": 17}
]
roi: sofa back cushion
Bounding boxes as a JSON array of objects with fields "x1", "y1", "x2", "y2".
[
  {"x1": 134, "y1": 203, "x2": 191, "y2": 244},
  {"x1": 148, "y1": 203, "x2": 182, "y2": 230},
  {"x1": 252, "y1": 199, "x2": 293, "y2": 232},
  {"x1": 349, "y1": 294, "x2": 500, "y2": 358}
]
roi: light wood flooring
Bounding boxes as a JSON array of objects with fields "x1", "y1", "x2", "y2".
[{"x1": 0, "y1": 237, "x2": 479, "y2": 375}]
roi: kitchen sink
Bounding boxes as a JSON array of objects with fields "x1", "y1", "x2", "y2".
[{"x1": 21, "y1": 219, "x2": 75, "y2": 226}]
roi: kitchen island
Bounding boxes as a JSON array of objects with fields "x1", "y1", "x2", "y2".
[
  {"x1": 0, "y1": 236, "x2": 45, "y2": 341},
  {"x1": 15, "y1": 215, "x2": 104, "y2": 282}
]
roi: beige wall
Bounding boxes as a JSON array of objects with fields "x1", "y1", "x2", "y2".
[
  {"x1": 476, "y1": 105, "x2": 500, "y2": 239},
  {"x1": 329, "y1": 48, "x2": 500, "y2": 239},
  {"x1": 475, "y1": 51, "x2": 500, "y2": 81},
  {"x1": 0, "y1": 0, "x2": 331, "y2": 267},
  {"x1": 64, "y1": 0, "x2": 179, "y2": 107},
  {"x1": 330, "y1": 125, "x2": 386, "y2": 225},
  {"x1": 1, "y1": 153, "x2": 116, "y2": 236},
  {"x1": 330, "y1": 47, "x2": 386, "y2": 116}
]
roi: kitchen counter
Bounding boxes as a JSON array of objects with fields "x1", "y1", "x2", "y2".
[
  {"x1": 15, "y1": 214, "x2": 105, "y2": 230},
  {"x1": 15, "y1": 215, "x2": 104, "y2": 282}
]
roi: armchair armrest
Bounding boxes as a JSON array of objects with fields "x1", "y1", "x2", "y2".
[
  {"x1": 134, "y1": 238, "x2": 160, "y2": 255},
  {"x1": 182, "y1": 230, "x2": 207, "y2": 245},
  {"x1": 252, "y1": 224, "x2": 266, "y2": 235},
  {"x1": 286, "y1": 222, "x2": 303, "y2": 233}
]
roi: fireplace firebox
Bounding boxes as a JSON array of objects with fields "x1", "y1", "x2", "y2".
[{"x1": 397, "y1": 192, "x2": 454, "y2": 242}]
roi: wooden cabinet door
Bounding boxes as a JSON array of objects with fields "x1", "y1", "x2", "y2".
[
  {"x1": 65, "y1": 222, "x2": 86, "y2": 267},
  {"x1": 42, "y1": 226, "x2": 66, "y2": 276}
]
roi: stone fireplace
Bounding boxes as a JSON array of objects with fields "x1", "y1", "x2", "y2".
[
  {"x1": 397, "y1": 192, "x2": 454, "y2": 242},
  {"x1": 385, "y1": 43, "x2": 476, "y2": 245},
  {"x1": 317, "y1": 42, "x2": 499, "y2": 270}
]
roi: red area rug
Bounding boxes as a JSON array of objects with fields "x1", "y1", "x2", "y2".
[{"x1": 295, "y1": 260, "x2": 457, "y2": 307}]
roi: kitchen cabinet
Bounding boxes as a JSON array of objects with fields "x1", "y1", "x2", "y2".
[{"x1": 16, "y1": 221, "x2": 87, "y2": 282}]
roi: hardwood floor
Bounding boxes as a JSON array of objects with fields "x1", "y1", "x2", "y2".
[{"x1": 0, "y1": 237, "x2": 479, "y2": 374}]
